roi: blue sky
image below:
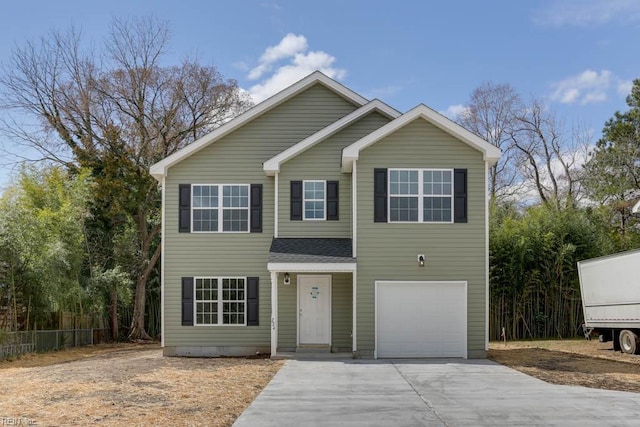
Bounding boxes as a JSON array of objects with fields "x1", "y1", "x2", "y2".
[{"x1": 0, "y1": 0, "x2": 638, "y2": 191}]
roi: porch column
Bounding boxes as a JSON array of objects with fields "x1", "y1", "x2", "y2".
[
  {"x1": 352, "y1": 269, "x2": 357, "y2": 353},
  {"x1": 270, "y1": 271, "x2": 278, "y2": 357}
]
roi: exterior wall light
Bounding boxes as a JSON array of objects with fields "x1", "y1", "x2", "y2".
[
  {"x1": 283, "y1": 272, "x2": 291, "y2": 285},
  {"x1": 418, "y1": 254, "x2": 425, "y2": 267}
]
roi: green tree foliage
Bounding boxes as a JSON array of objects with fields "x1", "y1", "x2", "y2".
[
  {"x1": 0, "y1": 166, "x2": 92, "y2": 330},
  {"x1": 0, "y1": 17, "x2": 251, "y2": 339},
  {"x1": 584, "y1": 78, "x2": 640, "y2": 245},
  {"x1": 489, "y1": 202, "x2": 610, "y2": 340}
]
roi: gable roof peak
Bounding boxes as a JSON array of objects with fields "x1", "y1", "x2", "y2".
[
  {"x1": 149, "y1": 70, "x2": 368, "y2": 181},
  {"x1": 341, "y1": 103, "x2": 502, "y2": 172}
]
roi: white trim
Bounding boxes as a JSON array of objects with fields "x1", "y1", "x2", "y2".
[
  {"x1": 270, "y1": 271, "x2": 278, "y2": 357},
  {"x1": 193, "y1": 276, "x2": 248, "y2": 326},
  {"x1": 267, "y1": 262, "x2": 357, "y2": 273},
  {"x1": 352, "y1": 269, "x2": 357, "y2": 353},
  {"x1": 374, "y1": 280, "x2": 468, "y2": 359},
  {"x1": 485, "y1": 161, "x2": 490, "y2": 352},
  {"x1": 150, "y1": 71, "x2": 368, "y2": 181},
  {"x1": 352, "y1": 160, "x2": 357, "y2": 258},
  {"x1": 297, "y1": 275, "x2": 332, "y2": 346},
  {"x1": 342, "y1": 104, "x2": 502, "y2": 172},
  {"x1": 160, "y1": 176, "x2": 166, "y2": 347},
  {"x1": 263, "y1": 100, "x2": 400, "y2": 175},
  {"x1": 302, "y1": 180, "x2": 327, "y2": 221},
  {"x1": 387, "y1": 168, "x2": 454, "y2": 224},
  {"x1": 274, "y1": 173, "x2": 279, "y2": 238},
  {"x1": 633, "y1": 200, "x2": 640, "y2": 214},
  {"x1": 191, "y1": 183, "x2": 250, "y2": 233}
]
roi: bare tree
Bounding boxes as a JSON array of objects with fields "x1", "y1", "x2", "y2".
[
  {"x1": 0, "y1": 17, "x2": 252, "y2": 339},
  {"x1": 510, "y1": 99, "x2": 586, "y2": 209},
  {"x1": 458, "y1": 82, "x2": 523, "y2": 200}
]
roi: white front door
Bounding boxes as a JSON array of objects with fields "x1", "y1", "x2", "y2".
[{"x1": 298, "y1": 275, "x2": 331, "y2": 345}]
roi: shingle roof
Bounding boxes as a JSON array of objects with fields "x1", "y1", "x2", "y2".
[{"x1": 269, "y1": 238, "x2": 355, "y2": 263}]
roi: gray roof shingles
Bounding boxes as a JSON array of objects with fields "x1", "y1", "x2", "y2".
[{"x1": 268, "y1": 238, "x2": 355, "y2": 263}]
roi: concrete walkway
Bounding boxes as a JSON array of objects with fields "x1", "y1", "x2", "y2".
[{"x1": 233, "y1": 359, "x2": 640, "y2": 426}]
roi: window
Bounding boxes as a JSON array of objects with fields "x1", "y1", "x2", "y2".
[
  {"x1": 389, "y1": 169, "x2": 453, "y2": 223},
  {"x1": 303, "y1": 180, "x2": 326, "y2": 220},
  {"x1": 195, "y1": 277, "x2": 246, "y2": 325},
  {"x1": 192, "y1": 184, "x2": 249, "y2": 232}
]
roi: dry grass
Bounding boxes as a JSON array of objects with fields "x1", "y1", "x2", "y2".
[
  {"x1": 0, "y1": 344, "x2": 283, "y2": 426},
  {"x1": 489, "y1": 339, "x2": 640, "y2": 393}
]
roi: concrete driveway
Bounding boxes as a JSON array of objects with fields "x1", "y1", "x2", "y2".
[{"x1": 233, "y1": 359, "x2": 640, "y2": 426}]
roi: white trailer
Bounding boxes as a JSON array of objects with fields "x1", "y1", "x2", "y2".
[{"x1": 578, "y1": 249, "x2": 640, "y2": 354}]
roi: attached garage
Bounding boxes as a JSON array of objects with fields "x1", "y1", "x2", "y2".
[{"x1": 375, "y1": 281, "x2": 467, "y2": 358}]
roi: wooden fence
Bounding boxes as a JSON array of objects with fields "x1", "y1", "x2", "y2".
[{"x1": 0, "y1": 328, "x2": 111, "y2": 359}]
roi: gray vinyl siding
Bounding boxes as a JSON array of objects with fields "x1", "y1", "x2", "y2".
[
  {"x1": 277, "y1": 273, "x2": 352, "y2": 351},
  {"x1": 162, "y1": 83, "x2": 358, "y2": 350},
  {"x1": 278, "y1": 112, "x2": 390, "y2": 238},
  {"x1": 355, "y1": 119, "x2": 487, "y2": 358}
]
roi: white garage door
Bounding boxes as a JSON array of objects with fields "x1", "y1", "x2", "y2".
[{"x1": 376, "y1": 281, "x2": 467, "y2": 358}]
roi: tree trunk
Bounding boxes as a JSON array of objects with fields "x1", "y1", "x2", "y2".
[
  {"x1": 128, "y1": 243, "x2": 161, "y2": 341},
  {"x1": 110, "y1": 287, "x2": 118, "y2": 341},
  {"x1": 129, "y1": 275, "x2": 152, "y2": 340}
]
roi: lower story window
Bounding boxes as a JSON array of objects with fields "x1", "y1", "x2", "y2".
[{"x1": 195, "y1": 277, "x2": 246, "y2": 325}]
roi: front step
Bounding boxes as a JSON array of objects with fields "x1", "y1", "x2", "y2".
[
  {"x1": 296, "y1": 345, "x2": 331, "y2": 354},
  {"x1": 272, "y1": 351, "x2": 353, "y2": 360}
]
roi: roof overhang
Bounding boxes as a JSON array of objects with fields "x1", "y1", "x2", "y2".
[
  {"x1": 341, "y1": 104, "x2": 502, "y2": 172},
  {"x1": 263, "y1": 99, "x2": 400, "y2": 176},
  {"x1": 267, "y1": 262, "x2": 357, "y2": 273},
  {"x1": 149, "y1": 71, "x2": 368, "y2": 182}
]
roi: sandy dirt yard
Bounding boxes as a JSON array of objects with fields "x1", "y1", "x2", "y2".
[
  {"x1": 2, "y1": 339, "x2": 638, "y2": 425},
  {"x1": 489, "y1": 339, "x2": 640, "y2": 393},
  {"x1": 0, "y1": 343, "x2": 283, "y2": 426}
]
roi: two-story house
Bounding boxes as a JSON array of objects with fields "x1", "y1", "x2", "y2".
[{"x1": 150, "y1": 71, "x2": 500, "y2": 359}]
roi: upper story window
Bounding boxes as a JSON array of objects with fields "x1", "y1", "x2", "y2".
[
  {"x1": 192, "y1": 184, "x2": 249, "y2": 232},
  {"x1": 389, "y1": 169, "x2": 453, "y2": 223},
  {"x1": 303, "y1": 180, "x2": 326, "y2": 220}
]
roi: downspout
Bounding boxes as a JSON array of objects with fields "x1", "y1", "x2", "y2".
[
  {"x1": 352, "y1": 160, "x2": 357, "y2": 353},
  {"x1": 161, "y1": 175, "x2": 166, "y2": 348},
  {"x1": 274, "y1": 172, "x2": 279, "y2": 238},
  {"x1": 485, "y1": 161, "x2": 490, "y2": 352}
]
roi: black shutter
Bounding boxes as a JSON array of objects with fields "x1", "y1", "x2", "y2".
[
  {"x1": 181, "y1": 277, "x2": 194, "y2": 326},
  {"x1": 250, "y1": 184, "x2": 263, "y2": 233},
  {"x1": 179, "y1": 184, "x2": 191, "y2": 233},
  {"x1": 247, "y1": 277, "x2": 259, "y2": 326},
  {"x1": 454, "y1": 169, "x2": 468, "y2": 223},
  {"x1": 326, "y1": 181, "x2": 339, "y2": 220},
  {"x1": 290, "y1": 181, "x2": 303, "y2": 220},
  {"x1": 374, "y1": 169, "x2": 388, "y2": 222}
]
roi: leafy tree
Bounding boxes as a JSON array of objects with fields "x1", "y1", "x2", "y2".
[
  {"x1": 0, "y1": 17, "x2": 251, "y2": 339},
  {"x1": 584, "y1": 78, "x2": 640, "y2": 244},
  {"x1": 0, "y1": 166, "x2": 92, "y2": 330},
  {"x1": 489, "y1": 201, "x2": 610, "y2": 340}
]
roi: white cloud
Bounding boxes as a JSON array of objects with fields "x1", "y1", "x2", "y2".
[
  {"x1": 550, "y1": 69, "x2": 612, "y2": 105},
  {"x1": 618, "y1": 80, "x2": 633, "y2": 97},
  {"x1": 440, "y1": 104, "x2": 468, "y2": 120},
  {"x1": 246, "y1": 34, "x2": 346, "y2": 103},
  {"x1": 533, "y1": 0, "x2": 640, "y2": 27},
  {"x1": 248, "y1": 33, "x2": 308, "y2": 80}
]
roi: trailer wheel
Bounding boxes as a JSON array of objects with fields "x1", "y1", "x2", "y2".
[{"x1": 619, "y1": 330, "x2": 639, "y2": 355}]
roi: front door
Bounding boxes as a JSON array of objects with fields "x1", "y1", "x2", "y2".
[{"x1": 298, "y1": 275, "x2": 331, "y2": 345}]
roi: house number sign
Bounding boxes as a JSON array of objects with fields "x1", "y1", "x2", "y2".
[{"x1": 310, "y1": 286, "x2": 320, "y2": 299}]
